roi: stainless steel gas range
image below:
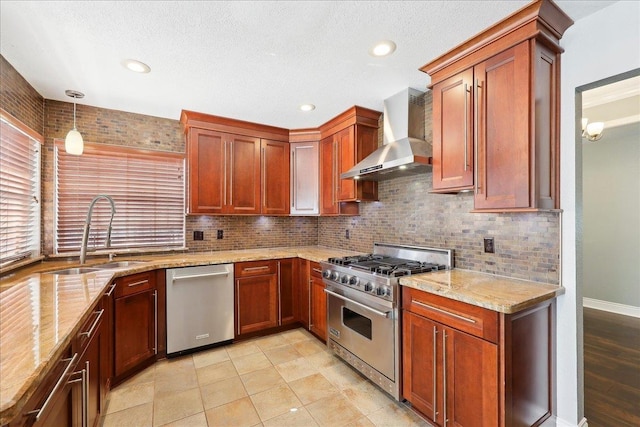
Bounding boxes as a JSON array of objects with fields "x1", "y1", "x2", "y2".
[{"x1": 321, "y1": 243, "x2": 453, "y2": 400}]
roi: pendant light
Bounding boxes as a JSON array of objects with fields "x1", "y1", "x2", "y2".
[{"x1": 65, "y1": 90, "x2": 85, "y2": 155}]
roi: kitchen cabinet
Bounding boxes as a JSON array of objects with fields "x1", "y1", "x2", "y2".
[
  {"x1": 402, "y1": 286, "x2": 555, "y2": 426},
  {"x1": 295, "y1": 258, "x2": 311, "y2": 329},
  {"x1": 309, "y1": 262, "x2": 327, "y2": 341},
  {"x1": 319, "y1": 135, "x2": 358, "y2": 216},
  {"x1": 235, "y1": 259, "x2": 296, "y2": 337},
  {"x1": 290, "y1": 141, "x2": 319, "y2": 215},
  {"x1": 261, "y1": 139, "x2": 290, "y2": 215},
  {"x1": 422, "y1": 0, "x2": 573, "y2": 211},
  {"x1": 113, "y1": 272, "x2": 157, "y2": 382}
]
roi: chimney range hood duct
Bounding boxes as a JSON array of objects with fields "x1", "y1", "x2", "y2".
[{"x1": 341, "y1": 88, "x2": 432, "y2": 181}]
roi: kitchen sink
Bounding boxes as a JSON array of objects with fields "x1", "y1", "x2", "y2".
[
  {"x1": 95, "y1": 261, "x2": 147, "y2": 269},
  {"x1": 47, "y1": 267, "x2": 102, "y2": 275}
]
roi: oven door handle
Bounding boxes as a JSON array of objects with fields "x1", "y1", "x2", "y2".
[{"x1": 324, "y1": 289, "x2": 390, "y2": 318}]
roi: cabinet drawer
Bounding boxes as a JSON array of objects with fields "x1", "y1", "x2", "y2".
[
  {"x1": 74, "y1": 299, "x2": 105, "y2": 353},
  {"x1": 310, "y1": 261, "x2": 322, "y2": 279},
  {"x1": 235, "y1": 260, "x2": 277, "y2": 278},
  {"x1": 115, "y1": 272, "x2": 153, "y2": 298},
  {"x1": 402, "y1": 287, "x2": 499, "y2": 343}
]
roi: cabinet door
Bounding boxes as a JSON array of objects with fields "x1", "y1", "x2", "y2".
[
  {"x1": 320, "y1": 136, "x2": 338, "y2": 215},
  {"x1": 309, "y1": 265, "x2": 327, "y2": 341},
  {"x1": 474, "y1": 42, "x2": 531, "y2": 210},
  {"x1": 262, "y1": 139, "x2": 290, "y2": 215},
  {"x1": 278, "y1": 258, "x2": 297, "y2": 325},
  {"x1": 290, "y1": 142, "x2": 319, "y2": 215},
  {"x1": 227, "y1": 135, "x2": 261, "y2": 214},
  {"x1": 114, "y1": 289, "x2": 156, "y2": 378},
  {"x1": 402, "y1": 311, "x2": 440, "y2": 423},
  {"x1": 296, "y1": 258, "x2": 311, "y2": 328},
  {"x1": 77, "y1": 311, "x2": 107, "y2": 427},
  {"x1": 432, "y1": 69, "x2": 474, "y2": 191},
  {"x1": 187, "y1": 128, "x2": 226, "y2": 214},
  {"x1": 336, "y1": 126, "x2": 356, "y2": 201},
  {"x1": 236, "y1": 275, "x2": 278, "y2": 336},
  {"x1": 444, "y1": 327, "x2": 499, "y2": 427}
]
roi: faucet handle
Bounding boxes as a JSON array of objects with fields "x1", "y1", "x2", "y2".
[{"x1": 108, "y1": 252, "x2": 116, "y2": 262}]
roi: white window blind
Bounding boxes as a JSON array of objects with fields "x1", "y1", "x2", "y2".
[
  {"x1": 55, "y1": 141, "x2": 185, "y2": 254},
  {"x1": 0, "y1": 112, "x2": 42, "y2": 267}
]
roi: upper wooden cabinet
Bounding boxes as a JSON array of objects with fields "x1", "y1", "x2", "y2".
[
  {"x1": 181, "y1": 111, "x2": 290, "y2": 215},
  {"x1": 289, "y1": 137, "x2": 319, "y2": 216},
  {"x1": 422, "y1": 0, "x2": 573, "y2": 212}
]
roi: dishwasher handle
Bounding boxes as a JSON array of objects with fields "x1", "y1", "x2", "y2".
[{"x1": 171, "y1": 271, "x2": 230, "y2": 282}]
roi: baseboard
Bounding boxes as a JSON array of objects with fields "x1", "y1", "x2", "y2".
[
  {"x1": 583, "y1": 297, "x2": 640, "y2": 318},
  {"x1": 553, "y1": 416, "x2": 589, "y2": 427}
]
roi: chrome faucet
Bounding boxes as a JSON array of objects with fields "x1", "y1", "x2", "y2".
[{"x1": 80, "y1": 194, "x2": 116, "y2": 264}]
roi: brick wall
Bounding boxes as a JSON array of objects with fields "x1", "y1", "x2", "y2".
[{"x1": 0, "y1": 56, "x2": 44, "y2": 134}]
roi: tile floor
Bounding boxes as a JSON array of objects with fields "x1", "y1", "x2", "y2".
[{"x1": 102, "y1": 328, "x2": 431, "y2": 427}]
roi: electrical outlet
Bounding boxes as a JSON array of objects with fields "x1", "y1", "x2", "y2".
[
  {"x1": 193, "y1": 231, "x2": 204, "y2": 241},
  {"x1": 345, "y1": 229, "x2": 350, "y2": 239},
  {"x1": 217, "y1": 229, "x2": 223, "y2": 240},
  {"x1": 484, "y1": 237, "x2": 495, "y2": 253}
]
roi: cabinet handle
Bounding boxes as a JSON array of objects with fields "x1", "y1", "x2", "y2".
[
  {"x1": 171, "y1": 271, "x2": 229, "y2": 282},
  {"x1": 312, "y1": 268, "x2": 322, "y2": 274},
  {"x1": 242, "y1": 265, "x2": 270, "y2": 272},
  {"x1": 412, "y1": 299, "x2": 477, "y2": 324},
  {"x1": 127, "y1": 279, "x2": 148, "y2": 288},
  {"x1": 433, "y1": 326, "x2": 438, "y2": 421},
  {"x1": 223, "y1": 141, "x2": 227, "y2": 206},
  {"x1": 83, "y1": 361, "x2": 89, "y2": 427},
  {"x1": 153, "y1": 290, "x2": 158, "y2": 355},
  {"x1": 474, "y1": 79, "x2": 483, "y2": 195},
  {"x1": 27, "y1": 353, "x2": 78, "y2": 421},
  {"x1": 464, "y1": 83, "x2": 469, "y2": 172},
  {"x1": 105, "y1": 283, "x2": 116, "y2": 297},
  {"x1": 79, "y1": 309, "x2": 104, "y2": 339},
  {"x1": 443, "y1": 331, "x2": 448, "y2": 426}
]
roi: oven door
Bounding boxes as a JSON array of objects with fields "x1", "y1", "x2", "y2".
[{"x1": 325, "y1": 284, "x2": 396, "y2": 381}]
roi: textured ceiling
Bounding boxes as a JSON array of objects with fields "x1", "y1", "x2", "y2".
[{"x1": 0, "y1": 1, "x2": 617, "y2": 129}]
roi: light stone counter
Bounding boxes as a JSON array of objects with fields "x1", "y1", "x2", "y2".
[
  {"x1": 0, "y1": 246, "x2": 361, "y2": 425},
  {"x1": 399, "y1": 268, "x2": 564, "y2": 314}
]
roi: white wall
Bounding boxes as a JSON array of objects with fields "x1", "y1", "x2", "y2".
[{"x1": 558, "y1": 1, "x2": 640, "y2": 425}]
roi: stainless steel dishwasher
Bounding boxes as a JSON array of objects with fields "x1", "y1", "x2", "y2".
[{"x1": 166, "y1": 264, "x2": 234, "y2": 357}]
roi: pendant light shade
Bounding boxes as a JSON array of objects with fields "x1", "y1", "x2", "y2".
[{"x1": 65, "y1": 90, "x2": 85, "y2": 155}]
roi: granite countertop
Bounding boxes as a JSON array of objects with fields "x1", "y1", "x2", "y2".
[
  {"x1": 0, "y1": 246, "x2": 360, "y2": 425},
  {"x1": 399, "y1": 268, "x2": 564, "y2": 314}
]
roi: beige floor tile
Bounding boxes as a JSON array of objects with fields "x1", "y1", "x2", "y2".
[
  {"x1": 263, "y1": 344, "x2": 302, "y2": 365},
  {"x1": 288, "y1": 372, "x2": 340, "y2": 405},
  {"x1": 366, "y1": 402, "x2": 429, "y2": 427},
  {"x1": 305, "y1": 394, "x2": 364, "y2": 427},
  {"x1": 205, "y1": 396, "x2": 261, "y2": 427},
  {"x1": 250, "y1": 384, "x2": 303, "y2": 422},
  {"x1": 226, "y1": 341, "x2": 261, "y2": 359},
  {"x1": 341, "y1": 380, "x2": 396, "y2": 415},
  {"x1": 254, "y1": 333, "x2": 288, "y2": 351},
  {"x1": 262, "y1": 407, "x2": 319, "y2": 427},
  {"x1": 344, "y1": 416, "x2": 377, "y2": 427},
  {"x1": 280, "y1": 328, "x2": 314, "y2": 344},
  {"x1": 106, "y1": 381, "x2": 155, "y2": 414},
  {"x1": 117, "y1": 364, "x2": 156, "y2": 387},
  {"x1": 304, "y1": 349, "x2": 341, "y2": 369},
  {"x1": 200, "y1": 376, "x2": 248, "y2": 410},
  {"x1": 320, "y1": 361, "x2": 366, "y2": 390},
  {"x1": 102, "y1": 402, "x2": 153, "y2": 427},
  {"x1": 155, "y1": 355, "x2": 195, "y2": 378},
  {"x1": 196, "y1": 360, "x2": 238, "y2": 386},
  {"x1": 232, "y1": 351, "x2": 272, "y2": 375},
  {"x1": 192, "y1": 346, "x2": 230, "y2": 369},
  {"x1": 155, "y1": 368, "x2": 199, "y2": 398},
  {"x1": 159, "y1": 411, "x2": 208, "y2": 427},
  {"x1": 274, "y1": 356, "x2": 318, "y2": 382},
  {"x1": 153, "y1": 387, "x2": 204, "y2": 426},
  {"x1": 240, "y1": 366, "x2": 286, "y2": 395},
  {"x1": 292, "y1": 338, "x2": 327, "y2": 356}
]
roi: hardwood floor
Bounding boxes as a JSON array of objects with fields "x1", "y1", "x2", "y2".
[{"x1": 583, "y1": 307, "x2": 640, "y2": 426}]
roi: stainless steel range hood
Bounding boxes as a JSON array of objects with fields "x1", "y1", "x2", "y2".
[{"x1": 341, "y1": 88, "x2": 432, "y2": 181}]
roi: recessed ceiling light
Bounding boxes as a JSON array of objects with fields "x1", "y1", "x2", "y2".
[
  {"x1": 123, "y1": 59, "x2": 151, "y2": 73},
  {"x1": 299, "y1": 104, "x2": 316, "y2": 112},
  {"x1": 369, "y1": 40, "x2": 397, "y2": 57}
]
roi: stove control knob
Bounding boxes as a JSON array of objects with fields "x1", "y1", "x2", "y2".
[
  {"x1": 322, "y1": 270, "x2": 331, "y2": 279},
  {"x1": 349, "y1": 276, "x2": 359, "y2": 286},
  {"x1": 340, "y1": 275, "x2": 350, "y2": 284},
  {"x1": 330, "y1": 271, "x2": 340, "y2": 281},
  {"x1": 376, "y1": 286, "x2": 389, "y2": 297},
  {"x1": 364, "y1": 282, "x2": 374, "y2": 292}
]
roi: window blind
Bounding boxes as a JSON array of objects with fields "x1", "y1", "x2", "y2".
[
  {"x1": 54, "y1": 141, "x2": 185, "y2": 253},
  {"x1": 0, "y1": 113, "x2": 42, "y2": 267}
]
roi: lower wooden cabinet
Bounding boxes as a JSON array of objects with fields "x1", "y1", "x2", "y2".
[
  {"x1": 309, "y1": 262, "x2": 327, "y2": 341},
  {"x1": 113, "y1": 272, "x2": 157, "y2": 381},
  {"x1": 402, "y1": 287, "x2": 554, "y2": 426},
  {"x1": 295, "y1": 258, "x2": 311, "y2": 329},
  {"x1": 278, "y1": 258, "x2": 297, "y2": 326}
]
